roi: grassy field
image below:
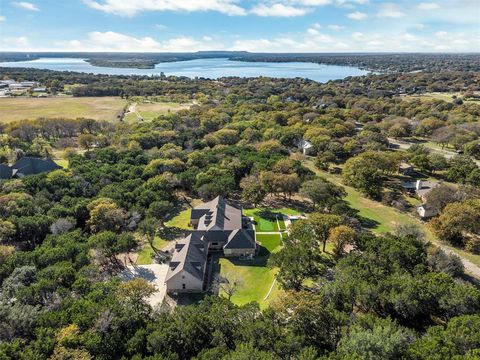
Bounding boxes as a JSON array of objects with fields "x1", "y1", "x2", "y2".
[
  {"x1": 244, "y1": 208, "x2": 301, "y2": 232},
  {"x1": 257, "y1": 233, "x2": 282, "y2": 253},
  {"x1": 402, "y1": 92, "x2": 478, "y2": 104},
  {"x1": 304, "y1": 160, "x2": 480, "y2": 268},
  {"x1": 218, "y1": 257, "x2": 280, "y2": 308},
  {"x1": 124, "y1": 101, "x2": 192, "y2": 122},
  {"x1": 0, "y1": 97, "x2": 126, "y2": 122},
  {"x1": 136, "y1": 236, "x2": 169, "y2": 265}
]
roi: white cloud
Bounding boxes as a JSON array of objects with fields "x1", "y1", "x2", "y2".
[
  {"x1": 154, "y1": 24, "x2": 167, "y2": 30},
  {"x1": 82, "y1": 0, "x2": 246, "y2": 16},
  {"x1": 2, "y1": 36, "x2": 30, "y2": 48},
  {"x1": 290, "y1": 0, "x2": 331, "y2": 4},
  {"x1": 377, "y1": 3, "x2": 405, "y2": 18},
  {"x1": 336, "y1": 0, "x2": 369, "y2": 7},
  {"x1": 313, "y1": 22, "x2": 322, "y2": 29},
  {"x1": 54, "y1": 31, "x2": 219, "y2": 52},
  {"x1": 328, "y1": 24, "x2": 344, "y2": 30},
  {"x1": 12, "y1": 2, "x2": 39, "y2": 11},
  {"x1": 351, "y1": 32, "x2": 365, "y2": 41},
  {"x1": 347, "y1": 11, "x2": 367, "y2": 20},
  {"x1": 0, "y1": 16, "x2": 5, "y2": 21},
  {"x1": 251, "y1": 3, "x2": 308, "y2": 17},
  {"x1": 435, "y1": 30, "x2": 448, "y2": 39},
  {"x1": 417, "y1": 2, "x2": 439, "y2": 11},
  {"x1": 399, "y1": 33, "x2": 419, "y2": 42}
]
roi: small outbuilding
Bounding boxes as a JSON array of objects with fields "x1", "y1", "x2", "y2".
[
  {"x1": 417, "y1": 204, "x2": 439, "y2": 219},
  {"x1": 398, "y1": 162, "x2": 414, "y2": 175}
]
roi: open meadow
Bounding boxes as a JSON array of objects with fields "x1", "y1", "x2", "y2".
[
  {"x1": 123, "y1": 100, "x2": 193, "y2": 122},
  {"x1": 0, "y1": 96, "x2": 126, "y2": 122}
]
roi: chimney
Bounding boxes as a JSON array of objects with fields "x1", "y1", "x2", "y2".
[{"x1": 416, "y1": 180, "x2": 422, "y2": 191}]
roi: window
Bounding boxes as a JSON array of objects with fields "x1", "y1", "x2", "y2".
[
  {"x1": 182, "y1": 284, "x2": 186, "y2": 290},
  {"x1": 182, "y1": 275, "x2": 185, "y2": 279}
]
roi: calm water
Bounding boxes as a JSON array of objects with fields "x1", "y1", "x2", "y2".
[{"x1": 0, "y1": 57, "x2": 369, "y2": 82}]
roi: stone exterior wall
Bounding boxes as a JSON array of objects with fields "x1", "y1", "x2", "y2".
[
  {"x1": 223, "y1": 248, "x2": 256, "y2": 257},
  {"x1": 166, "y1": 270, "x2": 204, "y2": 293}
]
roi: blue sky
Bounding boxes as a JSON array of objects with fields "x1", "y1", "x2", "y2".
[{"x1": 0, "y1": 0, "x2": 479, "y2": 52}]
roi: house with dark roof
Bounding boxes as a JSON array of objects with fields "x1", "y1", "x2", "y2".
[
  {"x1": 12, "y1": 157, "x2": 61, "y2": 177},
  {"x1": 398, "y1": 162, "x2": 414, "y2": 175},
  {"x1": 0, "y1": 164, "x2": 13, "y2": 179},
  {"x1": 165, "y1": 196, "x2": 257, "y2": 294}
]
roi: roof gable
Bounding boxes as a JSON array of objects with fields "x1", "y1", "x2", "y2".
[
  {"x1": 224, "y1": 229, "x2": 256, "y2": 249},
  {"x1": 192, "y1": 196, "x2": 242, "y2": 230},
  {"x1": 0, "y1": 164, "x2": 12, "y2": 179},
  {"x1": 12, "y1": 157, "x2": 61, "y2": 176}
]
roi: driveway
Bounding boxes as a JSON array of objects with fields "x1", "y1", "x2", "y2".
[{"x1": 120, "y1": 264, "x2": 169, "y2": 308}]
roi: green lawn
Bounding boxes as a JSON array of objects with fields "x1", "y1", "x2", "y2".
[
  {"x1": 257, "y1": 233, "x2": 282, "y2": 254},
  {"x1": 136, "y1": 236, "x2": 169, "y2": 265},
  {"x1": 165, "y1": 208, "x2": 193, "y2": 229},
  {"x1": 55, "y1": 159, "x2": 69, "y2": 169},
  {"x1": 164, "y1": 199, "x2": 203, "y2": 229},
  {"x1": 244, "y1": 207, "x2": 301, "y2": 232},
  {"x1": 219, "y1": 257, "x2": 280, "y2": 308},
  {"x1": 307, "y1": 163, "x2": 416, "y2": 234},
  {"x1": 304, "y1": 160, "x2": 480, "y2": 269},
  {"x1": 135, "y1": 201, "x2": 201, "y2": 264}
]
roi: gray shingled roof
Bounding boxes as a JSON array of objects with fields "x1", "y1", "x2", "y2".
[
  {"x1": 416, "y1": 181, "x2": 440, "y2": 199},
  {"x1": 224, "y1": 229, "x2": 256, "y2": 249},
  {"x1": 193, "y1": 196, "x2": 242, "y2": 230},
  {"x1": 12, "y1": 157, "x2": 61, "y2": 177},
  {"x1": 0, "y1": 164, "x2": 12, "y2": 179},
  {"x1": 165, "y1": 234, "x2": 207, "y2": 282}
]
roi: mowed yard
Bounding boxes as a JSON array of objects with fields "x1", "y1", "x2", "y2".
[
  {"x1": 304, "y1": 160, "x2": 480, "y2": 269},
  {"x1": 135, "y1": 200, "x2": 299, "y2": 308},
  {"x1": 0, "y1": 97, "x2": 126, "y2": 122},
  {"x1": 123, "y1": 101, "x2": 192, "y2": 122}
]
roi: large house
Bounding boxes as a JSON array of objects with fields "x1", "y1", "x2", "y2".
[
  {"x1": 0, "y1": 157, "x2": 61, "y2": 179},
  {"x1": 165, "y1": 196, "x2": 256, "y2": 294}
]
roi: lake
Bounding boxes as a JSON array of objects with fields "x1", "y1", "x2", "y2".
[{"x1": 0, "y1": 57, "x2": 369, "y2": 82}]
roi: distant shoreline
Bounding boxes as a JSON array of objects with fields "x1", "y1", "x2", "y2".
[{"x1": 0, "y1": 52, "x2": 478, "y2": 73}]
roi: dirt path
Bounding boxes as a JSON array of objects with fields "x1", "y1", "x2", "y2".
[
  {"x1": 388, "y1": 138, "x2": 480, "y2": 166},
  {"x1": 302, "y1": 158, "x2": 480, "y2": 280},
  {"x1": 125, "y1": 102, "x2": 143, "y2": 121},
  {"x1": 438, "y1": 245, "x2": 480, "y2": 279}
]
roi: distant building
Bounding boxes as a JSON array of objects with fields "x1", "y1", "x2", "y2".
[
  {"x1": 398, "y1": 162, "x2": 414, "y2": 175},
  {"x1": 402, "y1": 179, "x2": 440, "y2": 201},
  {"x1": 20, "y1": 81, "x2": 37, "y2": 87},
  {"x1": 0, "y1": 164, "x2": 13, "y2": 179},
  {"x1": 0, "y1": 80, "x2": 16, "y2": 85},
  {"x1": 417, "y1": 204, "x2": 439, "y2": 219},
  {"x1": 414, "y1": 180, "x2": 440, "y2": 201},
  {"x1": 8, "y1": 84, "x2": 25, "y2": 90},
  {"x1": 11, "y1": 157, "x2": 61, "y2": 178},
  {"x1": 33, "y1": 87, "x2": 47, "y2": 93},
  {"x1": 296, "y1": 139, "x2": 315, "y2": 155},
  {"x1": 165, "y1": 196, "x2": 257, "y2": 294}
]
